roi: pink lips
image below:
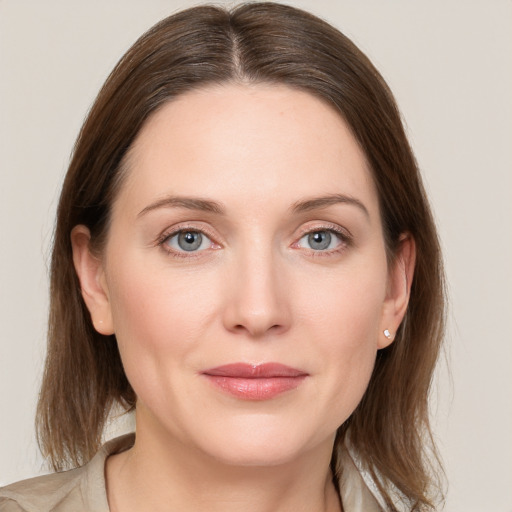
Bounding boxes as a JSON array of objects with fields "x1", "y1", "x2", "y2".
[{"x1": 203, "y1": 363, "x2": 308, "y2": 400}]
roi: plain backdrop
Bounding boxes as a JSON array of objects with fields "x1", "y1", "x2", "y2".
[{"x1": 1, "y1": 1, "x2": 511, "y2": 511}]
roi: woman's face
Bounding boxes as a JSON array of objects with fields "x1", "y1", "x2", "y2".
[{"x1": 75, "y1": 84, "x2": 409, "y2": 466}]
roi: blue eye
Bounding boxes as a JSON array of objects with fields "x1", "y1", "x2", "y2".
[
  {"x1": 165, "y1": 230, "x2": 211, "y2": 252},
  {"x1": 297, "y1": 230, "x2": 341, "y2": 251}
]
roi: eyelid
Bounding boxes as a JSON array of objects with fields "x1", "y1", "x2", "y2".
[
  {"x1": 294, "y1": 221, "x2": 352, "y2": 241},
  {"x1": 291, "y1": 222, "x2": 353, "y2": 253},
  {"x1": 156, "y1": 222, "x2": 221, "y2": 256},
  {"x1": 154, "y1": 220, "x2": 352, "y2": 258}
]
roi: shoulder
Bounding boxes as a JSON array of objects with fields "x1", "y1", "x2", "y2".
[
  {"x1": 0, "y1": 467, "x2": 86, "y2": 512},
  {"x1": 0, "y1": 499, "x2": 24, "y2": 512},
  {"x1": 338, "y1": 435, "x2": 414, "y2": 512},
  {"x1": 0, "y1": 433, "x2": 134, "y2": 512}
]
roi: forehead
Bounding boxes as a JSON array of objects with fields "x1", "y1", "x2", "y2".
[{"x1": 116, "y1": 83, "x2": 378, "y2": 218}]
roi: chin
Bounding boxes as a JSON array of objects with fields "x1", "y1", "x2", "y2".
[
  {"x1": 188, "y1": 414, "x2": 332, "y2": 468},
  {"x1": 202, "y1": 441, "x2": 307, "y2": 468}
]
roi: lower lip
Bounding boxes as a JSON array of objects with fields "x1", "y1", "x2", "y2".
[{"x1": 204, "y1": 375, "x2": 306, "y2": 400}]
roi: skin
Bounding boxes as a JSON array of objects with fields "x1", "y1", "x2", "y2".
[{"x1": 72, "y1": 83, "x2": 414, "y2": 512}]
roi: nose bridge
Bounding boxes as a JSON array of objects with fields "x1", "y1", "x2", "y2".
[{"x1": 223, "y1": 236, "x2": 290, "y2": 337}]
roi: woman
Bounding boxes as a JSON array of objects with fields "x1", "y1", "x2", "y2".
[{"x1": 0, "y1": 3, "x2": 445, "y2": 511}]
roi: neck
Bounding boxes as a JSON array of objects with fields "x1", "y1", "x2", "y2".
[{"x1": 106, "y1": 412, "x2": 341, "y2": 512}]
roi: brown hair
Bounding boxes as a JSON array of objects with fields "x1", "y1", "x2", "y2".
[{"x1": 36, "y1": 3, "x2": 445, "y2": 509}]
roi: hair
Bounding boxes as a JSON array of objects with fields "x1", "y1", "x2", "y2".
[{"x1": 36, "y1": 3, "x2": 445, "y2": 510}]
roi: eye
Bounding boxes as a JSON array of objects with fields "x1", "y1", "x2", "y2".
[
  {"x1": 164, "y1": 230, "x2": 212, "y2": 252},
  {"x1": 297, "y1": 230, "x2": 343, "y2": 251}
]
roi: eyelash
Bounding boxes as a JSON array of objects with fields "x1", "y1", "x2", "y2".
[
  {"x1": 156, "y1": 223, "x2": 352, "y2": 259},
  {"x1": 293, "y1": 224, "x2": 353, "y2": 257},
  {"x1": 156, "y1": 224, "x2": 219, "y2": 260}
]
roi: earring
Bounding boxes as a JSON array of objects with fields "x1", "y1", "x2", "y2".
[{"x1": 383, "y1": 329, "x2": 392, "y2": 340}]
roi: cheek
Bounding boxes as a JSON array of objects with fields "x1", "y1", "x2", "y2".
[
  {"x1": 108, "y1": 253, "x2": 214, "y2": 332},
  {"x1": 298, "y1": 263, "x2": 387, "y2": 421},
  {"x1": 300, "y1": 260, "x2": 387, "y2": 347},
  {"x1": 105, "y1": 258, "x2": 219, "y2": 392}
]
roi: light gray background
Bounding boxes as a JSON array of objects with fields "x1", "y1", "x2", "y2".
[{"x1": 1, "y1": 1, "x2": 511, "y2": 510}]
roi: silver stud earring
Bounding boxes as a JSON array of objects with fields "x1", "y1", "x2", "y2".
[{"x1": 383, "y1": 329, "x2": 392, "y2": 340}]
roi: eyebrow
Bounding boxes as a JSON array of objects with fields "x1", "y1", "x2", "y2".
[
  {"x1": 137, "y1": 193, "x2": 369, "y2": 219},
  {"x1": 137, "y1": 196, "x2": 225, "y2": 217},
  {"x1": 291, "y1": 194, "x2": 370, "y2": 218}
]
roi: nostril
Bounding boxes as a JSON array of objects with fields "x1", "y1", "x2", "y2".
[
  {"x1": 221, "y1": 269, "x2": 292, "y2": 337},
  {"x1": 231, "y1": 322, "x2": 285, "y2": 338}
]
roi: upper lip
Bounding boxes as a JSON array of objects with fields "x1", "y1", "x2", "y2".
[{"x1": 203, "y1": 363, "x2": 308, "y2": 378}]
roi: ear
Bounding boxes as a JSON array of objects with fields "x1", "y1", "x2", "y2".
[
  {"x1": 378, "y1": 234, "x2": 416, "y2": 349},
  {"x1": 71, "y1": 225, "x2": 114, "y2": 335}
]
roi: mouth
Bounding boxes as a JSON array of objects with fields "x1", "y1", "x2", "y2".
[{"x1": 202, "y1": 363, "x2": 308, "y2": 400}]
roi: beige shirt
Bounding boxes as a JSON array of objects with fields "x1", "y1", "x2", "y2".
[{"x1": 0, "y1": 434, "x2": 395, "y2": 511}]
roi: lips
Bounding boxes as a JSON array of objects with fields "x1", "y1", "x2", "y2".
[{"x1": 202, "y1": 363, "x2": 308, "y2": 400}]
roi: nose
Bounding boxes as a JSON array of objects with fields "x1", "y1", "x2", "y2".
[{"x1": 222, "y1": 247, "x2": 291, "y2": 339}]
